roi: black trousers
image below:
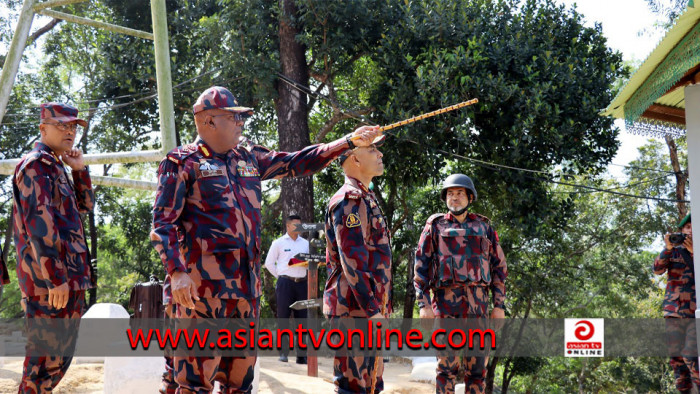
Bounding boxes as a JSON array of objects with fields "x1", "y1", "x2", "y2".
[{"x1": 276, "y1": 276, "x2": 308, "y2": 356}]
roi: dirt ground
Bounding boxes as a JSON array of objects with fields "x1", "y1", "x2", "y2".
[{"x1": 0, "y1": 356, "x2": 434, "y2": 393}]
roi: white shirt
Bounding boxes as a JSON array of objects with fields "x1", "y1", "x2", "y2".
[{"x1": 264, "y1": 233, "x2": 309, "y2": 278}]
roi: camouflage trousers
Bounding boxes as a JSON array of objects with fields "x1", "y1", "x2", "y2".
[
  {"x1": 665, "y1": 317, "x2": 700, "y2": 393},
  {"x1": 328, "y1": 317, "x2": 385, "y2": 393},
  {"x1": 432, "y1": 285, "x2": 490, "y2": 394},
  {"x1": 19, "y1": 290, "x2": 85, "y2": 394},
  {"x1": 173, "y1": 297, "x2": 259, "y2": 394},
  {"x1": 161, "y1": 304, "x2": 176, "y2": 394},
  {"x1": 332, "y1": 354, "x2": 385, "y2": 394}
]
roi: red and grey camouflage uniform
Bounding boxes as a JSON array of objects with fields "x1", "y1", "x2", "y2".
[
  {"x1": 13, "y1": 139, "x2": 93, "y2": 393},
  {"x1": 414, "y1": 212, "x2": 507, "y2": 394},
  {"x1": 654, "y1": 247, "x2": 699, "y2": 392},
  {"x1": 151, "y1": 135, "x2": 350, "y2": 393},
  {"x1": 323, "y1": 176, "x2": 392, "y2": 393}
]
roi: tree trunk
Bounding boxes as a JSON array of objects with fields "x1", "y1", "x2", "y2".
[
  {"x1": 665, "y1": 135, "x2": 687, "y2": 220},
  {"x1": 277, "y1": 0, "x2": 313, "y2": 222},
  {"x1": 485, "y1": 355, "x2": 499, "y2": 394},
  {"x1": 403, "y1": 249, "x2": 416, "y2": 319},
  {"x1": 578, "y1": 358, "x2": 587, "y2": 394}
]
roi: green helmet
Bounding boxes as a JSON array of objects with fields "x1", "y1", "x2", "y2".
[{"x1": 441, "y1": 174, "x2": 477, "y2": 202}]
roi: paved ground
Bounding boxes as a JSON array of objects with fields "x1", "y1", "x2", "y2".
[{"x1": 0, "y1": 356, "x2": 435, "y2": 393}]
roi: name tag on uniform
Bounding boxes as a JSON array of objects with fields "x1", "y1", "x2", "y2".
[
  {"x1": 237, "y1": 165, "x2": 260, "y2": 177},
  {"x1": 201, "y1": 169, "x2": 225, "y2": 177},
  {"x1": 284, "y1": 249, "x2": 291, "y2": 252}
]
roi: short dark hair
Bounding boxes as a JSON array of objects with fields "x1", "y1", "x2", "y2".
[{"x1": 287, "y1": 214, "x2": 302, "y2": 222}]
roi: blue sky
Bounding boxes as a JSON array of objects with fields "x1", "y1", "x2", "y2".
[{"x1": 555, "y1": 0, "x2": 668, "y2": 176}]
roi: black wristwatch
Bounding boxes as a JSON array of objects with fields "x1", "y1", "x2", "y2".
[{"x1": 346, "y1": 135, "x2": 356, "y2": 149}]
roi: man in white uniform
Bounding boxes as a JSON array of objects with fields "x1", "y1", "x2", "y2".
[{"x1": 264, "y1": 214, "x2": 309, "y2": 363}]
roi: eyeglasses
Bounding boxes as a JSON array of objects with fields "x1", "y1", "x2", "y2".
[
  {"x1": 210, "y1": 113, "x2": 248, "y2": 123},
  {"x1": 43, "y1": 122, "x2": 80, "y2": 132}
]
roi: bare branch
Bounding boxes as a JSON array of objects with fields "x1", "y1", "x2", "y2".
[{"x1": 27, "y1": 18, "x2": 62, "y2": 45}]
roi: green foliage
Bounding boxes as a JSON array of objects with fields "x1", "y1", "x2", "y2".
[{"x1": 0, "y1": 1, "x2": 688, "y2": 390}]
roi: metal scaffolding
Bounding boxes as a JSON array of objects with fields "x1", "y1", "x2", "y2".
[{"x1": 0, "y1": 0, "x2": 177, "y2": 188}]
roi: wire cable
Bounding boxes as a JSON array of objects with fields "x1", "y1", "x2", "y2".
[{"x1": 275, "y1": 73, "x2": 689, "y2": 203}]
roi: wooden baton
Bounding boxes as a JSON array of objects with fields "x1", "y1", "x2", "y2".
[{"x1": 350, "y1": 98, "x2": 479, "y2": 142}]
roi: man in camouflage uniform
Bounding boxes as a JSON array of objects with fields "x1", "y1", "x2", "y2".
[
  {"x1": 654, "y1": 213, "x2": 697, "y2": 393},
  {"x1": 414, "y1": 174, "x2": 507, "y2": 394},
  {"x1": 12, "y1": 102, "x2": 94, "y2": 393},
  {"x1": 323, "y1": 135, "x2": 391, "y2": 393},
  {"x1": 150, "y1": 86, "x2": 380, "y2": 393}
]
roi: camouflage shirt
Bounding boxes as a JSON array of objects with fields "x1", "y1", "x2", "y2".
[
  {"x1": 151, "y1": 137, "x2": 349, "y2": 300},
  {"x1": 323, "y1": 176, "x2": 392, "y2": 318},
  {"x1": 414, "y1": 212, "x2": 507, "y2": 311},
  {"x1": 654, "y1": 247, "x2": 695, "y2": 318},
  {"x1": 12, "y1": 142, "x2": 94, "y2": 297}
]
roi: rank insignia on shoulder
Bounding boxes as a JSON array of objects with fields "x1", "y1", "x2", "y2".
[
  {"x1": 40, "y1": 158, "x2": 52, "y2": 166},
  {"x1": 167, "y1": 157, "x2": 180, "y2": 164},
  {"x1": 346, "y1": 213, "x2": 361, "y2": 228},
  {"x1": 346, "y1": 193, "x2": 360, "y2": 200}
]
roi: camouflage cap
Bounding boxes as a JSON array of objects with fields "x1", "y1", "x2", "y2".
[
  {"x1": 678, "y1": 213, "x2": 691, "y2": 229},
  {"x1": 40, "y1": 102, "x2": 87, "y2": 128},
  {"x1": 338, "y1": 134, "x2": 386, "y2": 165},
  {"x1": 193, "y1": 86, "x2": 254, "y2": 116}
]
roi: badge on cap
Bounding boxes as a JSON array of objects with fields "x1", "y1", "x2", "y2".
[{"x1": 345, "y1": 213, "x2": 361, "y2": 228}]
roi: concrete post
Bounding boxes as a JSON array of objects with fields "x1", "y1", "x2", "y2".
[{"x1": 683, "y1": 85, "x2": 700, "y2": 354}]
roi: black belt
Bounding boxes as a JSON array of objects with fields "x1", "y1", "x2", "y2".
[{"x1": 280, "y1": 275, "x2": 307, "y2": 283}]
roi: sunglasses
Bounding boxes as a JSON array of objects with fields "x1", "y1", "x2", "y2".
[
  {"x1": 210, "y1": 113, "x2": 249, "y2": 123},
  {"x1": 43, "y1": 122, "x2": 80, "y2": 132}
]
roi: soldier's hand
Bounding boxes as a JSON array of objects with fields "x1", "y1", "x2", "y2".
[
  {"x1": 369, "y1": 312, "x2": 384, "y2": 320},
  {"x1": 171, "y1": 271, "x2": 200, "y2": 309},
  {"x1": 664, "y1": 233, "x2": 674, "y2": 251},
  {"x1": 61, "y1": 148, "x2": 86, "y2": 171},
  {"x1": 350, "y1": 126, "x2": 381, "y2": 147},
  {"x1": 419, "y1": 307, "x2": 435, "y2": 319},
  {"x1": 419, "y1": 307, "x2": 435, "y2": 331},
  {"x1": 684, "y1": 235, "x2": 694, "y2": 254},
  {"x1": 490, "y1": 307, "x2": 505, "y2": 331},
  {"x1": 48, "y1": 282, "x2": 69, "y2": 310}
]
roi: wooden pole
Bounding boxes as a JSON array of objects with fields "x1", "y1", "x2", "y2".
[
  {"x1": 307, "y1": 234, "x2": 320, "y2": 377},
  {"x1": 0, "y1": 0, "x2": 36, "y2": 124},
  {"x1": 150, "y1": 0, "x2": 177, "y2": 153},
  {"x1": 36, "y1": 9, "x2": 154, "y2": 40}
]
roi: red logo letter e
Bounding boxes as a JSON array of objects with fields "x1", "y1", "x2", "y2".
[{"x1": 574, "y1": 320, "x2": 594, "y2": 341}]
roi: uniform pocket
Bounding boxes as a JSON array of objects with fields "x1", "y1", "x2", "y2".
[
  {"x1": 465, "y1": 235, "x2": 491, "y2": 283},
  {"x1": 368, "y1": 215, "x2": 390, "y2": 246},
  {"x1": 195, "y1": 249, "x2": 241, "y2": 280},
  {"x1": 437, "y1": 229, "x2": 491, "y2": 285}
]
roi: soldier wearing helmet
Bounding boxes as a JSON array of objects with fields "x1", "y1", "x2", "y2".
[{"x1": 414, "y1": 174, "x2": 507, "y2": 394}]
